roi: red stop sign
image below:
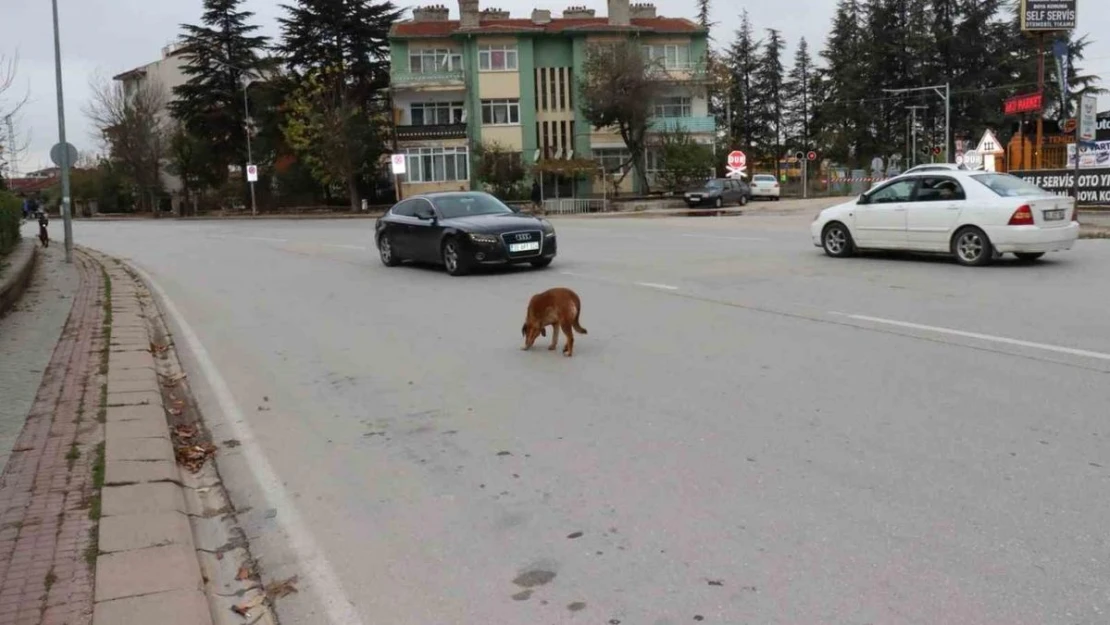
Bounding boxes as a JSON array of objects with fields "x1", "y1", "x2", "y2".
[{"x1": 727, "y1": 150, "x2": 746, "y2": 169}]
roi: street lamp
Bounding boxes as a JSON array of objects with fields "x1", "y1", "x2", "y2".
[
  {"x1": 210, "y1": 58, "x2": 258, "y2": 217},
  {"x1": 883, "y1": 82, "x2": 951, "y2": 164},
  {"x1": 50, "y1": 0, "x2": 73, "y2": 262}
]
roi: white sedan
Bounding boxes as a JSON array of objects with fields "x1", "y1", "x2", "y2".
[
  {"x1": 749, "y1": 174, "x2": 781, "y2": 200},
  {"x1": 811, "y1": 171, "x2": 1079, "y2": 266}
]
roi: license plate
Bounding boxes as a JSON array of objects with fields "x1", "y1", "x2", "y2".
[
  {"x1": 509, "y1": 242, "x2": 540, "y2": 253},
  {"x1": 688, "y1": 196, "x2": 701, "y2": 201},
  {"x1": 1044, "y1": 209, "x2": 1065, "y2": 221}
]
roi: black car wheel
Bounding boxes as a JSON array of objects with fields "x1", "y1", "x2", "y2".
[
  {"x1": 378, "y1": 233, "x2": 401, "y2": 267},
  {"x1": 739, "y1": 194, "x2": 748, "y2": 207},
  {"x1": 531, "y1": 257, "x2": 553, "y2": 269},
  {"x1": 822, "y1": 222, "x2": 855, "y2": 258},
  {"x1": 714, "y1": 197, "x2": 723, "y2": 208},
  {"x1": 442, "y1": 237, "x2": 470, "y2": 276},
  {"x1": 952, "y1": 226, "x2": 993, "y2": 267}
]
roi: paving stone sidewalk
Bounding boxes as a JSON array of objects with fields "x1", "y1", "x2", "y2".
[{"x1": 0, "y1": 250, "x2": 104, "y2": 625}]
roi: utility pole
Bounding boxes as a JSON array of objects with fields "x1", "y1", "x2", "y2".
[
  {"x1": 51, "y1": 0, "x2": 73, "y2": 263},
  {"x1": 884, "y1": 83, "x2": 952, "y2": 163},
  {"x1": 906, "y1": 105, "x2": 927, "y2": 167}
]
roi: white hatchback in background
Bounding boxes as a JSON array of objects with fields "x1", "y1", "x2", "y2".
[
  {"x1": 811, "y1": 171, "x2": 1079, "y2": 266},
  {"x1": 749, "y1": 174, "x2": 781, "y2": 200}
]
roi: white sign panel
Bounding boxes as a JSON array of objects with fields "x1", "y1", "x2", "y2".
[
  {"x1": 1079, "y1": 94, "x2": 1098, "y2": 143},
  {"x1": 963, "y1": 150, "x2": 984, "y2": 170},
  {"x1": 390, "y1": 154, "x2": 407, "y2": 175},
  {"x1": 246, "y1": 164, "x2": 259, "y2": 182},
  {"x1": 1066, "y1": 140, "x2": 1110, "y2": 169}
]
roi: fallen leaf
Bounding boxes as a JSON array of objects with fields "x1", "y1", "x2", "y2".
[
  {"x1": 230, "y1": 594, "x2": 264, "y2": 616},
  {"x1": 265, "y1": 576, "x2": 298, "y2": 600},
  {"x1": 236, "y1": 565, "x2": 251, "y2": 581}
]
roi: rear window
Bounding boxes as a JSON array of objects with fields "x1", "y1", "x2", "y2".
[
  {"x1": 753, "y1": 175, "x2": 775, "y2": 182},
  {"x1": 970, "y1": 173, "x2": 1054, "y2": 198}
]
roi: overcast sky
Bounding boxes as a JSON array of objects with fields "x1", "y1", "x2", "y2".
[{"x1": 1, "y1": 0, "x2": 1107, "y2": 172}]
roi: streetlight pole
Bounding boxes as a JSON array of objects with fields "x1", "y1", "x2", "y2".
[
  {"x1": 210, "y1": 58, "x2": 257, "y2": 216},
  {"x1": 241, "y1": 79, "x2": 256, "y2": 217},
  {"x1": 884, "y1": 82, "x2": 952, "y2": 163},
  {"x1": 906, "y1": 105, "x2": 927, "y2": 167},
  {"x1": 50, "y1": 0, "x2": 73, "y2": 263}
]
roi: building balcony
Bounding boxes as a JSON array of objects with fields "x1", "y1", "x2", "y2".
[
  {"x1": 649, "y1": 116, "x2": 716, "y2": 134},
  {"x1": 391, "y1": 70, "x2": 466, "y2": 90},
  {"x1": 395, "y1": 123, "x2": 468, "y2": 141},
  {"x1": 646, "y1": 62, "x2": 710, "y2": 82}
]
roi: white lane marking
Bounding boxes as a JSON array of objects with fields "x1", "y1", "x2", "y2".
[
  {"x1": 682, "y1": 234, "x2": 771, "y2": 242},
  {"x1": 635, "y1": 282, "x2": 680, "y2": 291},
  {"x1": 130, "y1": 266, "x2": 366, "y2": 625},
  {"x1": 833, "y1": 313, "x2": 1110, "y2": 362},
  {"x1": 324, "y1": 243, "x2": 369, "y2": 250},
  {"x1": 244, "y1": 236, "x2": 288, "y2": 243}
]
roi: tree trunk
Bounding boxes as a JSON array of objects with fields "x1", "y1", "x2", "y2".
[{"x1": 346, "y1": 173, "x2": 360, "y2": 212}]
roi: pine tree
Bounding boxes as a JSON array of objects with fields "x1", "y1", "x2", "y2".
[
  {"x1": 816, "y1": 0, "x2": 867, "y2": 166},
  {"x1": 724, "y1": 10, "x2": 761, "y2": 155},
  {"x1": 752, "y1": 29, "x2": 785, "y2": 175},
  {"x1": 696, "y1": 0, "x2": 712, "y2": 30},
  {"x1": 278, "y1": 0, "x2": 401, "y2": 208},
  {"x1": 170, "y1": 0, "x2": 269, "y2": 187},
  {"x1": 783, "y1": 37, "x2": 813, "y2": 154}
]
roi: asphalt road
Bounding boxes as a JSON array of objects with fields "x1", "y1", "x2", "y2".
[{"x1": 75, "y1": 205, "x2": 1110, "y2": 625}]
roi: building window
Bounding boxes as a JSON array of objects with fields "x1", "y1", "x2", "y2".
[
  {"x1": 410, "y1": 102, "x2": 466, "y2": 125},
  {"x1": 593, "y1": 148, "x2": 631, "y2": 174},
  {"x1": 405, "y1": 147, "x2": 470, "y2": 183},
  {"x1": 654, "y1": 96, "x2": 691, "y2": 118},
  {"x1": 481, "y1": 99, "x2": 520, "y2": 125},
  {"x1": 642, "y1": 44, "x2": 691, "y2": 69},
  {"x1": 478, "y1": 44, "x2": 518, "y2": 71},
  {"x1": 410, "y1": 49, "x2": 463, "y2": 73}
]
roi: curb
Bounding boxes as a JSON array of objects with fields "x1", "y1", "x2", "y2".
[
  {"x1": 0, "y1": 238, "x2": 37, "y2": 317},
  {"x1": 82, "y1": 249, "x2": 277, "y2": 625}
]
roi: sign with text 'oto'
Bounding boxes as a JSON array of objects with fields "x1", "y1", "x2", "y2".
[{"x1": 1019, "y1": 0, "x2": 1077, "y2": 31}]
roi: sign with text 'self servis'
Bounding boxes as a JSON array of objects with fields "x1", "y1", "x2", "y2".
[{"x1": 1020, "y1": 0, "x2": 1077, "y2": 31}]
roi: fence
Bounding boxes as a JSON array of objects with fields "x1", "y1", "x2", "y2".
[{"x1": 541, "y1": 198, "x2": 610, "y2": 215}]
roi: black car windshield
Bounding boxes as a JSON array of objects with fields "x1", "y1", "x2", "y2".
[
  {"x1": 432, "y1": 194, "x2": 514, "y2": 219},
  {"x1": 703, "y1": 180, "x2": 724, "y2": 189},
  {"x1": 970, "y1": 173, "x2": 1054, "y2": 198}
]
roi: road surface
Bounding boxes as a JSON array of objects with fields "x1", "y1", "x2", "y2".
[{"x1": 76, "y1": 207, "x2": 1110, "y2": 625}]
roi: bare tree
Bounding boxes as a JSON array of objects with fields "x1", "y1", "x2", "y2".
[
  {"x1": 86, "y1": 77, "x2": 169, "y2": 211},
  {"x1": 0, "y1": 53, "x2": 30, "y2": 180},
  {"x1": 578, "y1": 41, "x2": 666, "y2": 194}
]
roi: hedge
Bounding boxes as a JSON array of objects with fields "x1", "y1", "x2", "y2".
[{"x1": 0, "y1": 192, "x2": 21, "y2": 257}]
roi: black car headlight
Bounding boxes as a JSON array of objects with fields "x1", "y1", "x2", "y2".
[{"x1": 469, "y1": 233, "x2": 499, "y2": 245}]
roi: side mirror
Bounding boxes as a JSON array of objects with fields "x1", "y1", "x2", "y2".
[
  {"x1": 857, "y1": 194, "x2": 869, "y2": 205},
  {"x1": 415, "y1": 208, "x2": 435, "y2": 221}
]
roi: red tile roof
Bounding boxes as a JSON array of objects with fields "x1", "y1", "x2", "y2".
[{"x1": 392, "y1": 17, "x2": 702, "y2": 37}]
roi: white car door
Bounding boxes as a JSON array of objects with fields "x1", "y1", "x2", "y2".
[
  {"x1": 906, "y1": 176, "x2": 967, "y2": 252},
  {"x1": 854, "y1": 179, "x2": 915, "y2": 248}
]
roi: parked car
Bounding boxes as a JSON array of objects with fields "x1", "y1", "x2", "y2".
[
  {"x1": 684, "y1": 178, "x2": 750, "y2": 208},
  {"x1": 375, "y1": 191, "x2": 556, "y2": 276},
  {"x1": 749, "y1": 174, "x2": 781, "y2": 200},
  {"x1": 811, "y1": 171, "x2": 1078, "y2": 266}
]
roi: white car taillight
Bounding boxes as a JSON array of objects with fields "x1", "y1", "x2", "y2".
[{"x1": 1008, "y1": 205, "x2": 1034, "y2": 226}]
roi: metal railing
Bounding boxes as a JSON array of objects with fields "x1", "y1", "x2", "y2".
[
  {"x1": 390, "y1": 70, "x2": 465, "y2": 88},
  {"x1": 542, "y1": 198, "x2": 610, "y2": 214},
  {"x1": 649, "y1": 116, "x2": 716, "y2": 134},
  {"x1": 395, "y1": 123, "x2": 468, "y2": 140}
]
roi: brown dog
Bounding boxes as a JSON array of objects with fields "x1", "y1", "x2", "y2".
[{"x1": 521, "y1": 287, "x2": 587, "y2": 357}]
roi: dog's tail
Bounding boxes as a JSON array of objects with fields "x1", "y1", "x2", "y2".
[{"x1": 573, "y1": 309, "x2": 587, "y2": 335}]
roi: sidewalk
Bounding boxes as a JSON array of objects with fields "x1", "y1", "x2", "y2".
[{"x1": 0, "y1": 248, "x2": 103, "y2": 625}]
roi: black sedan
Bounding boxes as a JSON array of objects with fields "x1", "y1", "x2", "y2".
[{"x1": 375, "y1": 191, "x2": 557, "y2": 276}]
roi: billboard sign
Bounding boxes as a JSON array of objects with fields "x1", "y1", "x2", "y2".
[
  {"x1": 1004, "y1": 92, "x2": 1043, "y2": 116},
  {"x1": 1078, "y1": 94, "x2": 1098, "y2": 143},
  {"x1": 1011, "y1": 168, "x2": 1110, "y2": 206},
  {"x1": 1019, "y1": 0, "x2": 1077, "y2": 31}
]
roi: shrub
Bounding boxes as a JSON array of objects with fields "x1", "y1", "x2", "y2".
[{"x1": 0, "y1": 192, "x2": 21, "y2": 257}]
